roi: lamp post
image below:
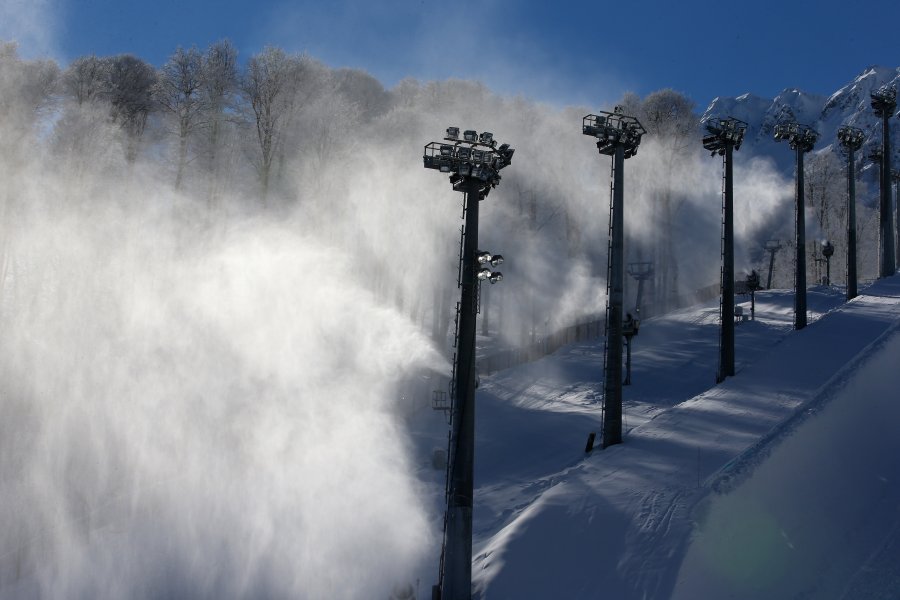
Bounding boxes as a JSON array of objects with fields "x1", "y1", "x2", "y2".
[
  {"x1": 764, "y1": 239, "x2": 783, "y2": 290},
  {"x1": 704, "y1": 117, "x2": 746, "y2": 382},
  {"x1": 424, "y1": 127, "x2": 513, "y2": 600},
  {"x1": 871, "y1": 84, "x2": 897, "y2": 277},
  {"x1": 583, "y1": 107, "x2": 645, "y2": 448},
  {"x1": 837, "y1": 125, "x2": 864, "y2": 300},
  {"x1": 774, "y1": 122, "x2": 818, "y2": 330},
  {"x1": 822, "y1": 240, "x2": 834, "y2": 285}
]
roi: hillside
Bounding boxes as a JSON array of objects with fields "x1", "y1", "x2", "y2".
[{"x1": 457, "y1": 278, "x2": 900, "y2": 598}]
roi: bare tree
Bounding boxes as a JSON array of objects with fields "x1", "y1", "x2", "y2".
[
  {"x1": 241, "y1": 47, "x2": 302, "y2": 203},
  {"x1": 154, "y1": 47, "x2": 203, "y2": 189},
  {"x1": 103, "y1": 54, "x2": 157, "y2": 164},
  {"x1": 198, "y1": 40, "x2": 238, "y2": 206},
  {"x1": 62, "y1": 55, "x2": 107, "y2": 106}
]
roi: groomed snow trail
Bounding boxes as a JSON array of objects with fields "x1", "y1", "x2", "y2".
[{"x1": 471, "y1": 279, "x2": 900, "y2": 599}]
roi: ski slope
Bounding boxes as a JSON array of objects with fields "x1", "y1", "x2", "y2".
[{"x1": 468, "y1": 277, "x2": 900, "y2": 599}]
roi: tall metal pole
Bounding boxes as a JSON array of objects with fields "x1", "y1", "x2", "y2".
[
  {"x1": 847, "y1": 146, "x2": 858, "y2": 299},
  {"x1": 838, "y1": 125, "x2": 864, "y2": 300},
  {"x1": 719, "y1": 143, "x2": 735, "y2": 381},
  {"x1": 879, "y1": 111, "x2": 895, "y2": 277},
  {"x1": 766, "y1": 248, "x2": 778, "y2": 289},
  {"x1": 424, "y1": 128, "x2": 513, "y2": 600},
  {"x1": 872, "y1": 85, "x2": 896, "y2": 278},
  {"x1": 795, "y1": 146, "x2": 808, "y2": 330},
  {"x1": 442, "y1": 180, "x2": 480, "y2": 600},
  {"x1": 704, "y1": 117, "x2": 745, "y2": 381},
  {"x1": 583, "y1": 109, "x2": 644, "y2": 449},
  {"x1": 603, "y1": 144, "x2": 625, "y2": 447}
]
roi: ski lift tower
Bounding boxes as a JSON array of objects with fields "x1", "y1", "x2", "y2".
[
  {"x1": 837, "y1": 125, "x2": 864, "y2": 300},
  {"x1": 583, "y1": 107, "x2": 645, "y2": 448},
  {"x1": 764, "y1": 239, "x2": 783, "y2": 289},
  {"x1": 703, "y1": 116, "x2": 747, "y2": 382},
  {"x1": 424, "y1": 127, "x2": 514, "y2": 600},
  {"x1": 627, "y1": 261, "x2": 654, "y2": 316},
  {"x1": 871, "y1": 84, "x2": 896, "y2": 278},
  {"x1": 774, "y1": 122, "x2": 818, "y2": 330}
]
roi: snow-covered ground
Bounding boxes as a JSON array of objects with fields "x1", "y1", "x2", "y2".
[{"x1": 439, "y1": 277, "x2": 900, "y2": 598}]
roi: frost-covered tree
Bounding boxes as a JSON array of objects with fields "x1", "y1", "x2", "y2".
[
  {"x1": 154, "y1": 46, "x2": 204, "y2": 189},
  {"x1": 241, "y1": 47, "x2": 304, "y2": 202},
  {"x1": 198, "y1": 40, "x2": 238, "y2": 206},
  {"x1": 620, "y1": 89, "x2": 699, "y2": 312},
  {"x1": 103, "y1": 54, "x2": 157, "y2": 164}
]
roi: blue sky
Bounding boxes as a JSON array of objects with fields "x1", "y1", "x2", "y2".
[{"x1": 4, "y1": 0, "x2": 899, "y2": 108}]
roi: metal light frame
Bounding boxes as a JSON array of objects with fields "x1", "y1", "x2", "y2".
[
  {"x1": 583, "y1": 106, "x2": 644, "y2": 448},
  {"x1": 774, "y1": 121, "x2": 818, "y2": 330},
  {"x1": 425, "y1": 127, "x2": 513, "y2": 600},
  {"x1": 583, "y1": 107, "x2": 646, "y2": 158},
  {"x1": 704, "y1": 116, "x2": 746, "y2": 382},
  {"x1": 702, "y1": 117, "x2": 747, "y2": 155}
]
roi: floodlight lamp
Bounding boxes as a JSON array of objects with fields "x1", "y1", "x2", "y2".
[
  {"x1": 489, "y1": 272, "x2": 503, "y2": 284},
  {"x1": 490, "y1": 254, "x2": 504, "y2": 266},
  {"x1": 822, "y1": 241, "x2": 834, "y2": 257},
  {"x1": 463, "y1": 130, "x2": 478, "y2": 142},
  {"x1": 446, "y1": 127, "x2": 460, "y2": 140},
  {"x1": 457, "y1": 147, "x2": 471, "y2": 160},
  {"x1": 476, "y1": 267, "x2": 492, "y2": 280},
  {"x1": 476, "y1": 250, "x2": 493, "y2": 265},
  {"x1": 472, "y1": 150, "x2": 485, "y2": 163},
  {"x1": 479, "y1": 132, "x2": 494, "y2": 145},
  {"x1": 440, "y1": 144, "x2": 454, "y2": 157},
  {"x1": 458, "y1": 163, "x2": 471, "y2": 176},
  {"x1": 837, "y1": 125, "x2": 865, "y2": 150},
  {"x1": 439, "y1": 160, "x2": 452, "y2": 173}
]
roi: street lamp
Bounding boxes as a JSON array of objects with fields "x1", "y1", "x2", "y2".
[
  {"x1": 764, "y1": 239, "x2": 783, "y2": 290},
  {"x1": 822, "y1": 240, "x2": 834, "y2": 285},
  {"x1": 871, "y1": 84, "x2": 896, "y2": 278},
  {"x1": 837, "y1": 125, "x2": 864, "y2": 300},
  {"x1": 703, "y1": 117, "x2": 747, "y2": 382},
  {"x1": 583, "y1": 106, "x2": 645, "y2": 448},
  {"x1": 424, "y1": 127, "x2": 513, "y2": 600},
  {"x1": 774, "y1": 121, "x2": 818, "y2": 330}
]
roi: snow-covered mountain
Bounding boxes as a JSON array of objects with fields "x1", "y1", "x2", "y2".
[{"x1": 701, "y1": 66, "x2": 900, "y2": 192}]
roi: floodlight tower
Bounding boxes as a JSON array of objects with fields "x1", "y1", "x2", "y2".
[
  {"x1": 627, "y1": 261, "x2": 654, "y2": 316},
  {"x1": 424, "y1": 127, "x2": 513, "y2": 600},
  {"x1": 774, "y1": 122, "x2": 818, "y2": 330},
  {"x1": 822, "y1": 240, "x2": 834, "y2": 285},
  {"x1": 837, "y1": 125, "x2": 864, "y2": 300},
  {"x1": 871, "y1": 84, "x2": 897, "y2": 278},
  {"x1": 583, "y1": 107, "x2": 645, "y2": 448},
  {"x1": 764, "y1": 240, "x2": 783, "y2": 289},
  {"x1": 703, "y1": 116, "x2": 747, "y2": 382}
]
